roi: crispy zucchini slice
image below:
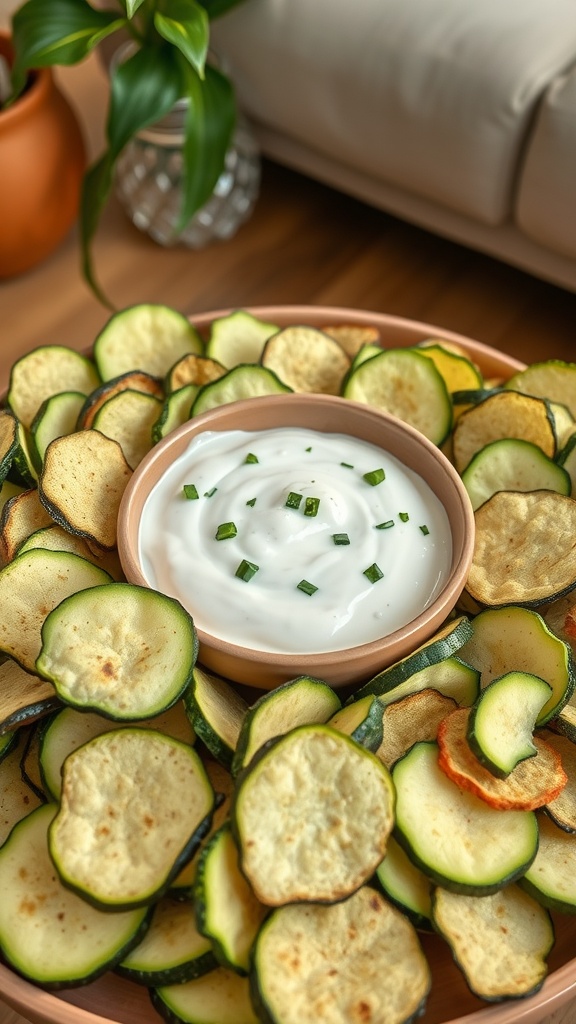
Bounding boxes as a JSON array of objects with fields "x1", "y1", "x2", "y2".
[
  {"x1": 231, "y1": 676, "x2": 341, "y2": 776},
  {"x1": 467, "y1": 672, "x2": 552, "y2": 778},
  {"x1": 194, "y1": 822, "x2": 267, "y2": 974},
  {"x1": 452, "y1": 390, "x2": 556, "y2": 474},
  {"x1": 321, "y1": 323, "x2": 381, "y2": 358},
  {"x1": 0, "y1": 804, "x2": 149, "y2": 988},
  {"x1": 0, "y1": 548, "x2": 112, "y2": 672},
  {"x1": 172, "y1": 755, "x2": 235, "y2": 895},
  {"x1": 153, "y1": 966, "x2": 258, "y2": 1024},
  {"x1": 417, "y1": 342, "x2": 483, "y2": 393},
  {"x1": 93, "y1": 304, "x2": 202, "y2": 381},
  {"x1": 49, "y1": 728, "x2": 215, "y2": 909},
  {"x1": 251, "y1": 886, "x2": 431, "y2": 1024},
  {"x1": 504, "y1": 359, "x2": 576, "y2": 419},
  {"x1": 521, "y1": 812, "x2": 576, "y2": 913},
  {"x1": 191, "y1": 364, "x2": 292, "y2": 417},
  {"x1": 0, "y1": 487, "x2": 54, "y2": 563},
  {"x1": 117, "y1": 896, "x2": 217, "y2": 986},
  {"x1": 184, "y1": 665, "x2": 248, "y2": 770},
  {"x1": 29, "y1": 391, "x2": 86, "y2": 466},
  {"x1": 232, "y1": 724, "x2": 395, "y2": 906},
  {"x1": 166, "y1": 353, "x2": 226, "y2": 393},
  {"x1": 467, "y1": 490, "x2": 576, "y2": 609},
  {"x1": 17, "y1": 523, "x2": 125, "y2": 580},
  {"x1": 376, "y1": 688, "x2": 458, "y2": 769},
  {"x1": 77, "y1": 370, "x2": 165, "y2": 430},
  {"x1": 152, "y1": 384, "x2": 198, "y2": 442},
  {"x1": 0, "y1": 480, "x2": 24, "y2": 520},
  {"x1": 0, "y1": 658, "x2": 59, "y2": 735},
  {"x1": 205, "y1": 310, "x2": 279, "y2": 368},
  {"x1": 0, "y1": 408, "x2": 18, "y2": 486},
  {"x1": 261, "y1": 325, "x2": 351, "y2": 395},
  {"x1": 432, "y1": 885, "x2": 553, "y2": 1001},
  {"x1": 543, "y1": 731, "x2": 576, "y2": 832},
  {"x1": 557, "y1": 432, "x2": 576, "y2": 494},
  {"x1": 91, "y1": 388, "x2": 163, "y2": 469},
  {"x1": 393, "y1": 741, "x2": 539, "y2": 894},
  {"x1": 39, "y1": 429, "x2": 132, "y2": 549},
  {"x1": 327, "y1": 694, "x2": 384, "y2": 752},
  {"x1": 437, "y1": 708, "x2": 567, "y2": 811},
  {"x1": 461, "y1": 438, "x2": 571, "y2": 511},
  {"x1": 0, "y1": 738, "x2": 44, "y2": 845},
  {"x1": 375, "y1": 834, "x2": 433, "y2": 931},
  {"x1": 457, "y1": 605, "x2": 575, "y2": 725},
  {"x1": 36, "y1": 582, "x2": 198, "y2": 721},
  {"x1": 342, "y1": 347, "x2": 452, "y2": 445},
  {"x1": 6, "y1": 346, "x2": 100, "y2": 430}
]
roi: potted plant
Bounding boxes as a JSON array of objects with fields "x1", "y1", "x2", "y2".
[{"x1": 7, "y1": 0, "x2": 251, "y2": 304}]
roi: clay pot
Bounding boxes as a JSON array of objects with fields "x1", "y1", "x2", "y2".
[{"x1": 0, "y1": 31, "x2": 86, "y2": 277}]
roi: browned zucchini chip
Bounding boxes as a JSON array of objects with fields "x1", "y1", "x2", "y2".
[
  {"x1": 0, "y1": 487, "x2": 54, "y2": 565},
  {"x1": 437, "y1": 708, "x2": 567, "y2": 811},
  {"x1": 0, "y1": 739, "x2": 44, "y2": 845},
  {"x1": 261, "y1": 325, "x2": 351, "y2": 395},
  {"x1": 17, "y1": 524, "x2": 125, "y2": 580},
  {"x1": 467, "y1": 490, "x2": 576, "y2": 608},
  {"x1": 321, "y1": 323, "x2": 381, "y2": 358},
  {"x1": 376, "y1": 688, "x2": 458, "y2": 769},
  {"x1": 77, "y1": 370, "x2": 165, "y2": 429},
  {"x1": 0, "y1": 658, "x2": 59, "y2": 734},
  {"x1": 38, "y1": 430, "x2": 132, "y2": 550},
  {"x1": 0, "y1": 549, "x2": 112, "y2": 673},
  {"x1": 166, "y1": 353, "x2": 226, "y2": 393},
  {"x1": 6, "y1": 346, "x2": 100, "y2": 430},
  {"x1": 432, "y1": 885, "x2": 553, "y2": 1002},
  {"x1": 252, "y1": 886, "x2": 431, "y2": 1024},
  {"x1": 232, "y1": 724, "x2": 394, "y2": 906},
  {"x1": 91, "y1": 389, "x2": 163, "y2": 469},
  {"x1": 542, "y1": 731, "x2": 576, "y2": 832},
  {"x1": 452, "y1": 390, "x2": 556, "y2": 474},
  {"x1": 0, "y1": 409, "x2": 18, "y2": 485},
  {"x1": 505, "y1": 359, "x2": 576, "y2": 419}
]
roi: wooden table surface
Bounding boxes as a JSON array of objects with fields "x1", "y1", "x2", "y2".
[{"x1": 2, "y1": 29, "x2": 576, "y2": 1024}]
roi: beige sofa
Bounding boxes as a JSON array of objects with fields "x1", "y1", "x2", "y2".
[{"x1": 212, "y1": 0, "x2": 576, "y2": 292}]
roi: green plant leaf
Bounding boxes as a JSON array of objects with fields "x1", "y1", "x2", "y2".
[
  {"x1": 125, "y1": 0, "x2": 148, "y2": 17},
  {"x1": 154, "y1": 0, "x2": 208, "y2": 78},
  {"x1": 197, "y1": 0, "x2": 249, "y2": 19},
  {"x1": 10, "y1": 0, "x2": 126, "y2": 98},
  {"x1": 178, "y1": 60, "x2": 235, "y2": 229},
  {"x1": 79, "y1": 154, "x2": 115, "y2": 308}
]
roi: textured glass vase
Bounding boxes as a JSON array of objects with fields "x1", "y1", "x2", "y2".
[{"x1": 114, "y1": 100, "x2": 261, "y2": 249}]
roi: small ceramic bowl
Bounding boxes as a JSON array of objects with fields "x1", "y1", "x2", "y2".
[{"x1": 118, "y1": 392, "x2": 475, "y2": 690}]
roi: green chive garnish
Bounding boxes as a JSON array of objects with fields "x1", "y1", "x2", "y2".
[
  {"x1": 246, "y1": 497, "x2": 257, "y2": 507},
  {"x1": 420, "y1": 524, "x2": 430, "y2": 535},
  {"x1": 204, "y1": 487, "x2": 217, "y2": 498},
  {"x1": 304, "y1": 496, "x2": 320, "y2": 517},
  {"x1": 305, "y1": 446, "x2": 312, "y2": 452},
  {"x1": 375, "y1": 520, "x2": 394, "y2": 530},
  {"x1": 215, "y1": 522, "x2": 237, "y2": 541},
  {"x1": 245, "y1": 453, "x2": 259, "y2": 464},
  {"x1": 285, "y1": 491, "x2": 303, "y2": 510},
  {"x1": 183, "y1": 484, "x2": 198, "y2": 500},
  {"x1": 235, "y1": 559, "x2": 259, "y2": 582},
  {"x1": 363, "y1": 563, "x2": 384, "y2": 584},
  {"x1": 297, "y1": 579, "x2": 318, "y2": 596},
  {"x1": 363, "y1": 468, "x2": 385, "y2": 486},
  {"x1": 333, "y1": 533, "x2": 350, "y2": 545},
  {"x1": 341, "y1": 462, "x2": 354, "y2": 469},
  {"x1": 399, "y1": 512, "x2": 409, "y2": 522}
]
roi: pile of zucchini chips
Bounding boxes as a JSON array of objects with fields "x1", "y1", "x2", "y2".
[{"x1": 1, "y1": 303, "x2": 576, "y2": 1024}]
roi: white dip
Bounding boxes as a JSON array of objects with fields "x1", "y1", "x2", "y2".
[{"x1": 139, "y1": 427, "x2": 452, "y2": 653}]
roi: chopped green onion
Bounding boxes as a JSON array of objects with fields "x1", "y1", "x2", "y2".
[
  {"x1": 297, "y1": 579, "x2": 318, "y2": 596},
  {"x1": 341, "y1": 462, "x2": 354, "y2": 469},
  {"x1": 399, "y1": 512, "x2": 409, "y2": 522},
  {"x1": 333, "y1": 533, "x2": 350, "y2": 545},
  {"x1": 375, "y1": 520, "x2": 394, "y2": 530},
  {"x1": 305, "y1": 446, "x2": 312, "y2": 452},
  {"x1": 246, "y1": 497, "x2": 257, "y2": 507},
  {"x1": 285, "y1": 491, "x2": 303, "y2": 510},
  {"x1": 245, "y1": 453, "x2": 259, "y2": 464},
  {"x1": 420, "y1": 524, "x2": 430, "y2": 535},
  {"x1": 304, "y1": 496, "x2": 320, "y2": 517},
  {"x1": 204, "y1": 487, "x2": 217, "y2": 498},
  {"x1": 363, "y1": 563, "x2": 384, "y2": 584},
  {"x1": 215, "y1": 522, "x2": 237, "y2": 541},
  {"x1": 183, "y1": 484, "x2": 198, "y2": 500},
  {"x1": 235, "y1": 559, "x2": 259, "y2": 582},
  {"x1": 363, "y1": 468, "x2": 385, "y2": 486}
]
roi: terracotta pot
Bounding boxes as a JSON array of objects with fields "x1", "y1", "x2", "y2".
[{"x1": 0, "y1": 31, "x2": 86, "y2": 277}]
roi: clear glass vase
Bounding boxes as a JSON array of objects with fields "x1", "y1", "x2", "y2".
[{"x1": 114, "y1": 99, "x2": 261, "y2": 249}]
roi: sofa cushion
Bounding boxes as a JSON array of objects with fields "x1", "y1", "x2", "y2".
[
  {"x1": 516, "y1": 64, "x2": 576, "y2": 261},
  {"x1": 212, "y1": 0, "x2": 576, "y2": 226}
]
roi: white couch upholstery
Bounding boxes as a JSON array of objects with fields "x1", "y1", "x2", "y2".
[{"x1": 212, "y1": 0, "x2": 576, "y2": 291}]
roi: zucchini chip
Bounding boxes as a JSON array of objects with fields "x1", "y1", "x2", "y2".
[
  {"x1": 231, "y1": 676, "x2": 341, "y2": 776},
  {"x1": 0, "y1": 804, "x2": 149, "y2": 987},
  {"x1": 152, "y1": 384, "x2": 198, "y2": 442},
  {"x1": 0, "y1": 658, "x2": 59, "y2": 735},
  {"x1": 153, "y1": 966, "x2": 259, "y2": 1024},
  {"x1": 327, "y1": 694, "x2": 384, "y2": 752},
  {"x1": 417, "y1": 342, "x2": 483, "y2": 393},
  {"x1": 467, "y1": 672, "x2": 552, "y2": 778},
  {"x1": 93, "y1": 304, "x2": 203, "y2": 381},
  {"x1": 342, "y1": 347, "x2": 452, "y2": 445},
  {"x1": 452, "y1": 390, "x2": 556, "y2": 474},
  {"x1": 232, "y1": 724, "x2": 395, "y2": 906},
  {"x1": 205, "y1": 309, "x2": 279, "y2": 368},
  {"x1": 467, "y1": 490, "x2": 576, "y2": 609},
  {"x1": 0, "y1": 549, "x2": 112, "y2": 672},
  {"x1": 185, "y1": 665, "x2": 249, "y2": 770},
  {"x1": 77, "y1": 370, "x2": 165, "y2": 429},
  {"x1": 39, "y1": 429, "x2": 132, "y2": 549},
  {"x1": 437, "y1": 708, "x2": 567, "y2": 811},
  {"x1": 117, "y1": 897, "x2": 217, "y2": 986},
  {"x1": 194, "y1": 822, "x2": 268, "y2": 974},
  {"x1": 375, "y1": 834, "x2": 433, "y2": 931},
  {"x1": 393, "y1": 742, "x2": 539, "y2": 894},
  {"x1": 542, "y1": 731, "x2": 576, "y2": 832},
  {"x1": 251, "y1": 886, "x2": 431, "y2": 1024},
  {"x1": 172, "y1": 755, "x2": 235, "y2": 894},
  {"x1": 191, "y1": 364, "x2": 292, "y2": 417},
  {"x1": 91, "y1": 389, "x2": 163, "y2": 469},
  {"x1": 0, "y1": 739, "x2": 44, "y2": 845},
  {"x1": 17, "y1": 523, "x2": 125, "y2": 580},
  {"x1": 461, "y1": 438, "x2": 571, "y2": 511},
  {"x1": 166, "y1": 353, "x2": 227, "y2": 393},
  {"x1": 261, "y1": 325, "x2": 351, "y2": 395},
  {"x1": 522, "y1": 812, "x2": 576, "y2": 913},
  {"x1": 432, "y1": 885, "x2": 553, "y2": 1001},
  {"x1": 321, "y1": 323, "x2": 381, "y2": 358},
  {"x1": 29, "y1": 391, "x2": 86, "y2": 466},
  {"x1": 49, "y1": 728, "x2": 215, "y2": 909},
  {"x1": 6, "y1": 346, "x2": 100, "y2": 430},
  {"x1": 0, "y1": 487, "x2": 54, "y2": 564},
  {"x1": 376, "y1": 688, "x2": 458, "y2": 769},
  {"x1": 505, "y1": 359, "x2": 576, "y2": 418},
  {"x1": 36, "y1": 582, "x2": 198, "y2": 721},
  {"x1": 457, "y1": 605, "x2": 575, "y2": 725},
  {"x1": 0, "y1": 408, "x2": 18, "y2": 485}
]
